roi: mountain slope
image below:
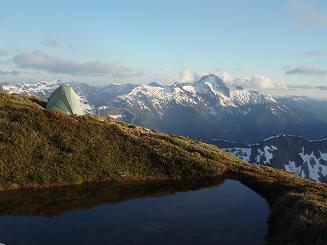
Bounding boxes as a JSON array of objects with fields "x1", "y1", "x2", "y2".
[
  {"x1": 0, "y1": 92, "x2": 326, "y2": 244},
  {"x1": 0, "y1": 93, "x2": 228, "y2": 188},
  {"x1": 2, "y1": 75, "x2": 327, "y2": 143},
  {"x1": 280, "y1": 96, "x2": 327, "y2": 124},
  {"x1": 209, "y1": 135, "x2": 327, "y2": 183}
]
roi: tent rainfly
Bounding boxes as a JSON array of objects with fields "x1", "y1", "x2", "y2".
[{"x1": 46, "y1": 84, "x2": 85, "y2": 115}]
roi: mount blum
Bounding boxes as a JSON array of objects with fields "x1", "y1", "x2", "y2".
[{"x1": 1, "y1": 74, "x2": 327, "y2": 143}]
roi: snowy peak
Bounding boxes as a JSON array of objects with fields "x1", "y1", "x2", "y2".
[
  {"x1": 116, "y1": 74, "x2": 278, "y2": 111},
  {"x1": 192, "y1": 74, "x2": 277, "y2": 107},
  {"x1": 194, "y1": 74, "x2": 230, "y2": 97},
  {"x1": 0, "y1": 80, "x2": 64, "y2": 97}
]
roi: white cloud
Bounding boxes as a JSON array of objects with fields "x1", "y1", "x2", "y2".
[
  {"x1": 220, "y1": 73, "x2": 288, "y2": 90},
  {"x1": 288, "y1": 0, "x2": 327, "y2": 27},
  {"x1": 216, "y1": 72, "x2": 240, "y2": 85},
  {"x1": 246, "y1": 75, "x2": 288, "y2": 90},
  {"x1": 12, "y1": 51, "x2": 142, "y2": 77},
  {"x1": 179, "y1": 68, "x2": 200, "y2": 82}
]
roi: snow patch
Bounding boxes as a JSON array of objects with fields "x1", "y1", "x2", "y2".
[
  {"x1": 256, "y1": 145, "x2": 277, "y2": 164},
  {"x1": 109, "y1": 114, "x2": 123, "y2": 119},
  {"x1": 299, "y1": 148, "x2": 327, "y2": 182},
  {"x1": 224, "y1": 147, "x2": 252, "y2": 162},
  {"x1": 284, "y1": 161, "x2": 302, "y2": 176}
]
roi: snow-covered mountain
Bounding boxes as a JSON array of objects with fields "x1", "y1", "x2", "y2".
[
  {"x1": 110, "y1": 75, "x2": 327, "y2": 142},
  {"x1": 1, "y1": 74, "x2": 327, "y2": 143},
  {"x1": 208, "y1": 135, "x2": 327, "y2": 183}
]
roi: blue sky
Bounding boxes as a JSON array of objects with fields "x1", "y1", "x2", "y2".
[{"x1": 0, "y1": 0, "x2": 327, "y2": 97}]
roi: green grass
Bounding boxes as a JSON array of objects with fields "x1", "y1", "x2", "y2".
[
  {"x1": 0, "y1": 92, "x2": 326, "y2": 244},
  {"x1": 0, "y1": 93, "x2": 227, "y2": 189}
]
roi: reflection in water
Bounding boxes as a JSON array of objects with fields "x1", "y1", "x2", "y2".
[
  {"x1": 0, "y1": 179, "x2": 270, "y2": 245},
  {"x1": 0, "y1": 179, "x2": 224, "y2": 216}
]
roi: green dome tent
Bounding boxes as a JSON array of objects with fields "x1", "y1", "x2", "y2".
[{"x1": 46, "y1": 84, "x2": 85, "y2": 115}]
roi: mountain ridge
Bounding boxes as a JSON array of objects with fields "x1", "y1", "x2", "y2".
[
  {"x1": 209, "y1": 134, "x2": 327, "y2": 183},
  {"x1": 1, "y1": 75, "x2": 327, "y2": 143}
]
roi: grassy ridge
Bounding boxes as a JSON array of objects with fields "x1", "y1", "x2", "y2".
[
  {"x1": 0, "y1": 92, "x2": 326, "y2": 244},
  {"x1": 0, "y1": 93, "x2": 227, "y2": 188}
]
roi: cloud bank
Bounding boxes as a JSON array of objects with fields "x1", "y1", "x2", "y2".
[
  {"x1": 285, "y1": 65, "x2": 327, "y2": 76},
  {"x1": 178, "y1": 68, "x2": 327, "y2": 93},
  {"x1": 0, "y1": 70, "x2": 19, "y2": 76},
  {"x1": 12, "y1": 51, "x2": 141, "y2": 77},
  {"x1": 290, "y1": 84, "x2": 327, "y2": 91},
  {"x1": 246, "y1": 75, "x2": 288, "y2": 90},
  {"x1": 301, "y1": 50, "x2": 327, "y2": 57},
  {"x1": 178, "y1": 68, "x2": 288, "y2": 90}
]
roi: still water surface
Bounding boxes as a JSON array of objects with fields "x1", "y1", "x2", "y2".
[{"x1": 0, "y1": 180, "x2": 269, "y2": 245}]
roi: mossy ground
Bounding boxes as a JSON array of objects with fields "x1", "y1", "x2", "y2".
[{"x1": 0, "y1": 92, "x2": 326, "y2": 244}]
